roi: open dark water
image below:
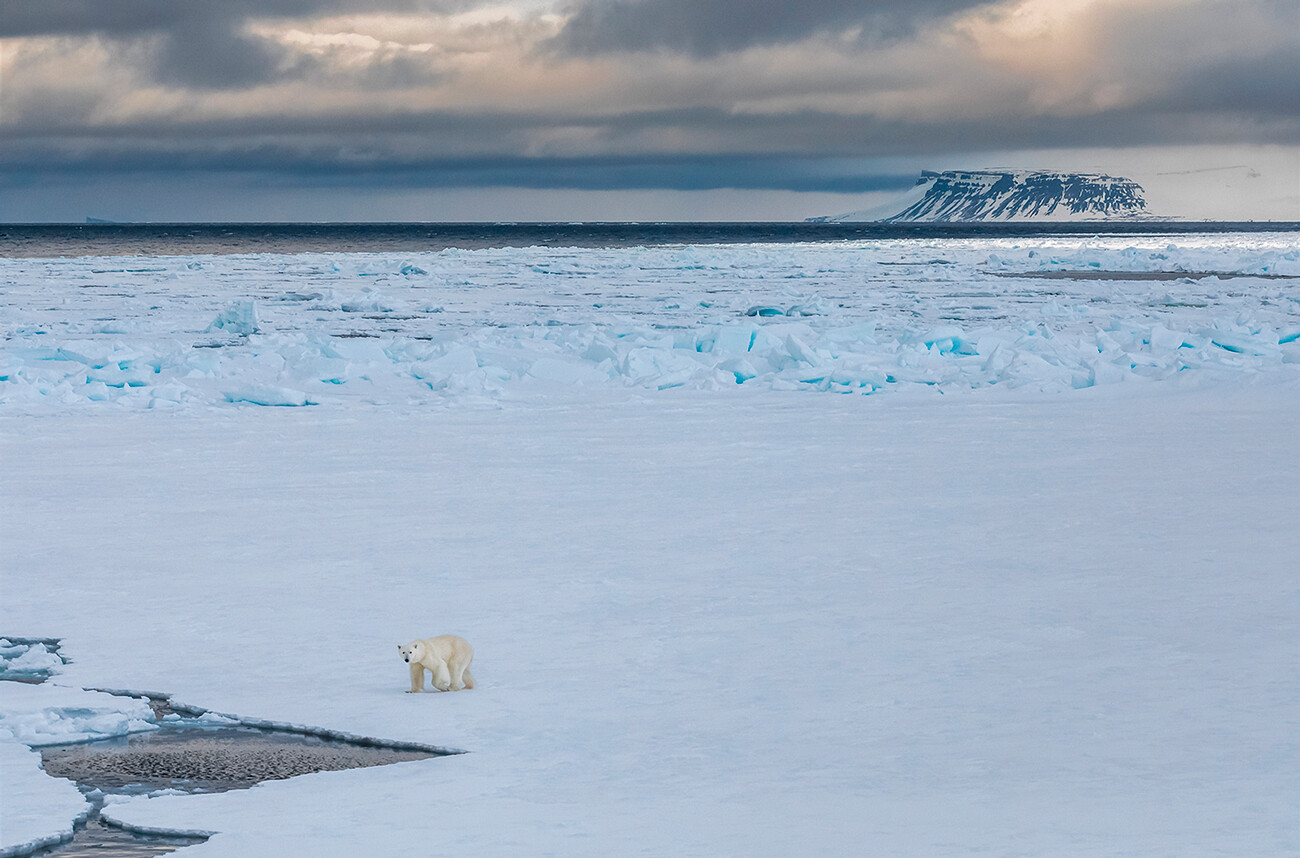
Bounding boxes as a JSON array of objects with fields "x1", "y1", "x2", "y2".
[
  {"x1": 30, "y1": 727, "x2": 444, "y2": 858},
  {"x1": 2, "y1": 221, "x2": 1296, "y2": 257}
]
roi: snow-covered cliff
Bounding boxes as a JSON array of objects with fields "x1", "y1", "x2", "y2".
[{"x1": 811, "y1": 170, "x2": 1153, "y2": 222}]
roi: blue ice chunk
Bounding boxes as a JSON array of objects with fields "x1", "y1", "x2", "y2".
[
  {"x1": 222, "y1": 385, "x2": 314, "y2": 406},
  {"x1": 913, "y1": 326, "x2": 977, "y2": 355},
  {"x1": 716, "y1": 357, "x2": 759, "y2": 383},
  {"x1": 1203, "y1": 329, "x2": 1279, "y2": 356},
  {"x1": 711, "y1": 324, "x2": 757, "y2": 355},
  {"x1": 207, "y1": 301, "x2": 260, "y2": 336},
  {"x1": 784, "y1": 335, "x2": 819, "y2": 366},
  {"x1": 583, "y1": 341, "x2": 619, "y2": 364}
]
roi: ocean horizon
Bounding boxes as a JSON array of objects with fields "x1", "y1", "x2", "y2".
[{"x1": 2, "y1": 220, "x2": 1297, "y2": 257}]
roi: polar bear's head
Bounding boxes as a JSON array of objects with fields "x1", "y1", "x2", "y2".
[{"x1": 398, "y1": 641, "x2": 425, "y2": 663}]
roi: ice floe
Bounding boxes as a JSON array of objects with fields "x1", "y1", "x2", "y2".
[
  {"x1": 0, "y1": 682, "x2": 158, "y2": 747},
  {"x1": 0, "y1": 740, "x2": 88, "y2": 857}
]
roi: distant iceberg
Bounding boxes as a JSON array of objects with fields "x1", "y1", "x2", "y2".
[{"x1": 809, "y1": 170, "x2": 1157, "y2": 222}]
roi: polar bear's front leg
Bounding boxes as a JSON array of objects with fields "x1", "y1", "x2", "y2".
[
  {"x1": 408, "y1": 662, "x2": 425, "y2": 693},
  {"x1": 432, "y1": 661, "x2": 452, "y2": 691}
]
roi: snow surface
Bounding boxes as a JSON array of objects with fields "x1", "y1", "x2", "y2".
[
  {"x1": 2, "y1": 233, "x2": 1298, "y2": 856},
  {"x1": 0, "y1": 740, "x2": 88, "y2": 857}
]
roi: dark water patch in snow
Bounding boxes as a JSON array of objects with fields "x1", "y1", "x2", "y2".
[
  {"x1": 26, "y1": 805, "x2": 201, "y2": 858},
  {"x1": 29, "y1": 713, "x2": 450, "y2": 858},
  {"x1": 16, "y1": 718, "x2": 452, "y2": 857},
  {"x1": 41, "y1": 725, "x2": 444, "y2": 793}
]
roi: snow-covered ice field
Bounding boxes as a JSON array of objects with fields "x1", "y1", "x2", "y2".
[
  {"x1": 2, "y1": 233, "x2": 1298, "y2": 856},
  {"x1": 3, "y1": 235, "x2": 1298, "y2": 407}
]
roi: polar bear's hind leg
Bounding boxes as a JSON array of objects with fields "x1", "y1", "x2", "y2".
[
  {"x1": 450, "y1": 659, "x2": 472, "y2": 690},
  {"x1": 432, "y1": 661, "x2": 452, "y2": 691}
]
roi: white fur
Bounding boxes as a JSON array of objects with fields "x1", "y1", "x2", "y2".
[{"x1": 399, "y1": 635, "x2": 476, "y2": 692}]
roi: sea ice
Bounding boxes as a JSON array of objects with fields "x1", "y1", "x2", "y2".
[
  {"x1": 1, "y1": 235, "x2": 1295, "y2": 410},
  {"x1": 0, "y1": 740, "x2": 88, "y2": 856},
  {"x1": 0, "y1": 233, "x2": 1296, "y2": 857},
  {"x1": 0, "y1": 642, "x2": 63, "y2": 676},
  {"x1": 2, "y1": 389, "x2": 1293, "y2": 856},
  {"x1": 222, "y1": 385, "x2": 313, "y2": 407},
  {"x1": 207, "y1": 301, "x2": 260, "y2": 336},
  {"x1": 0, "y1": 683, "x2": 158, "y2": 746}
]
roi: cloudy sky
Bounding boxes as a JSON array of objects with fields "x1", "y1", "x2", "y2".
[{"x1": 1, "y1": 0, "x2": 1296, "y2": 220}]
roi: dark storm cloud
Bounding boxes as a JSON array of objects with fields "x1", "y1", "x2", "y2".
[
  {"x1": 0, "y1": 0, "x2": 189, "y2": 37},
  {"x1": 1154, "y1": 46, "x2": 1300, "y2": 116},
  {"x1": 551, "y1": 0, "x2": 988, "y2": 56},
  {"x1": 1, "y1": 2, "x2": 285, "y2": 89},
  {"x1": 151, "y1": 17, "x2": 285, "y2": 89},
  {"x1": 0, "y1": 0, "x2": 466, "y2": 89},
  {"x1": 0, "y1": 1, "x2": 454, "y2": 37},
  {"x1": 0, "y1": 141, "x2": 918, "y2": 192},
  {"x1": 144, "y1": 15, "x2": 443, "y2": 90},
  {"x1": 4, "y1": 103, "x2": 1295, "y2": 193},
  {"x1": 1, "y1": 0, "x2": 1296, "y2": 202}
]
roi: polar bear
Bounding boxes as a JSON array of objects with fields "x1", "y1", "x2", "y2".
[{"x1": 399, "y1": 635, "x2": 475, "y2": 692}]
